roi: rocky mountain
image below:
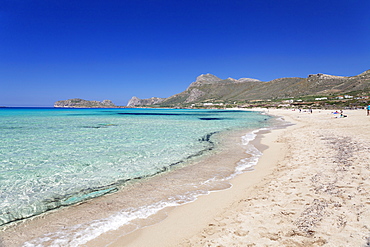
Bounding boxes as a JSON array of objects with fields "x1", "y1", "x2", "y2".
[
  {"x1": 127, "y1": 96, "x2": 165, "y2": 107},
  {"x1": 187, "y1": 74, "x2": 261, "y2": 88},
  {"x1": 54, "y1": 98, "x2": 116, "y2": 108},
  {"x1": 127, "y1": 70, "x2": 370, "y2": 107}
]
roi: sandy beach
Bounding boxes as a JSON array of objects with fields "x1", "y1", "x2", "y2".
[
  {"x1": 102, "y1": 108, "x2": 370, "y2": 247},
  {"x1": 1, "y1": 108, "x2": 370, "y2": 247}
]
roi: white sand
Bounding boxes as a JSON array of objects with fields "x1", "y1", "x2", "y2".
[{"x1": 108, "y1": 109, "x2": 370, "y2": 246}]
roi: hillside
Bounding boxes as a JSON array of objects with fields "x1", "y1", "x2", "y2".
[
  {"x1": 128, "y1": 70, "x2": 370, "y2": 107},
  {"x1": 127, "y1": 96, "x2": 165, "y2": 107}
]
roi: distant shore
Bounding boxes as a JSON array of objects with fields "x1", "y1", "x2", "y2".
[{"x1": 100, "y1": 108, "x2": 370, "y2": 246}]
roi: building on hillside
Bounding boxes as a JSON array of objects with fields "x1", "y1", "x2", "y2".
[{"x1": 203, "y1": 103, "x2": 224, "y2": 106}]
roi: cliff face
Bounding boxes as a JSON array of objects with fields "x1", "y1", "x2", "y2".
[
  {"x1": 54, "y1": 98, "x2": 116, "y2": 108},
  {"x1": 127, "y1": 96, "x2": 165, "y2": 107},
  {"x1": 187, "y1": 74, "x2": 223, "y2": 88},
  {"x1": 187, "y1": 74, "x2": 261, "y2": 88}
]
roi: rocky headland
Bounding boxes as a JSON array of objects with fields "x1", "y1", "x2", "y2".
[{"x1": 126, "y1": 96, "x2": 165, "y2": 107}]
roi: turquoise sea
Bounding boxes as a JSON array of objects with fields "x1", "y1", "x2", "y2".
[{"x1": 0, "y1": 107, "x2": 273, "y2": 245}]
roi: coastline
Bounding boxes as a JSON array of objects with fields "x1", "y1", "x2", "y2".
[
  {"x1": 95, "y1": 108, "x2": 370, "y2": 246},
  {"x1": 0, "y1": 110, "x2": 273, "y2": 246},
  {"x1": 88, "y1": 109, "x2": 289, "y2": 247}
]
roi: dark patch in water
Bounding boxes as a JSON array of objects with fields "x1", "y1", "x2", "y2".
[
  {"x1": 117, "y1": 112, "x2": 233, "y2": 117},
  {"x1": 117, "y1": 112, "x2": 182, "y2": 116},
  {"x1": 0, "y1": 126, "x2": 23, "y2": 130},
  {"x1": 98, "y1": 123, "x2": 118, "y2": 127},
  {"x1": 82, "y1": 126, "x2": 103, "y2": 129},
  {"x1": 81, "y1": 123, "x2": 118, "y2": 129},
  {"x1": 203, "y1": 110, "x2": 245, "y2": 113},
  {"x1": 199, "y1": 117, "x2": 227, "y2": 121},
  {"x1": 164, "y1": 131, "x2": 218, "y2": 169},
  {"x1": 66, "y1": 113, "x2": 107, "y2": 116},
  {"x1": 1, "y1": 185, "x2": 120, "y2": 227}
]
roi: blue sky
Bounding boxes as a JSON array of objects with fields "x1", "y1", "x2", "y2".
[{"x1": 1, "y1": 0, "x2": 369, "y2": 106}]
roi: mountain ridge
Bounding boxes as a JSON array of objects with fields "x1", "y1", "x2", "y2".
[{"x1": 128, "y1": 70, "x2": 370, "y2": 107}]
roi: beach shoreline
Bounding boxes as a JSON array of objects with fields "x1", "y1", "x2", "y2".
[
  {"x1": 0, "y1": 110, "x2": 275, "y2": 247},
  {"x1": 88, "y1": 109, "x2": 290, "y2": 247},
  {"x1": 96, "y1": 108, "x2": 370, "y2": 247}
]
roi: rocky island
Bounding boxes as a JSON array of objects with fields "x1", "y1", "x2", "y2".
[{"x1": 54, "y1": 98, "x2": 117, "y2": 108}]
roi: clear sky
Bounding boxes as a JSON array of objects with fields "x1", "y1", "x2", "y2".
[{"x1": 1, "y1": 0, "x2": 369, "y2": 106}]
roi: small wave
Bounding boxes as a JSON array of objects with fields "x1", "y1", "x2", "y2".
[
  {"x1": 237, "y1": 128, "x2": 266, "y2": 172},
  {"x1": 23, "y1": 191, "x2": 207, "y2": 247}
]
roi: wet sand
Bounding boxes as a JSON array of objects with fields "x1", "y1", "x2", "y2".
[{"x1": 105, "y1": 109, "x2": 370, "y2": 246}]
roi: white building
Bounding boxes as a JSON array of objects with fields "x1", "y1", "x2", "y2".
[{"x1": 315, "y1": 97, "x2": 328, "y2": 101}]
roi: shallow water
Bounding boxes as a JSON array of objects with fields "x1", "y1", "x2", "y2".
[{"x1": 0, "y1": 108, "x2": 272, "y2": 230}]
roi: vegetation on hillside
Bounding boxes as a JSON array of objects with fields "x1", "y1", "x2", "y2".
[{"x1": 150, "y1": 70, "x2": 370, "y2": 109}]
